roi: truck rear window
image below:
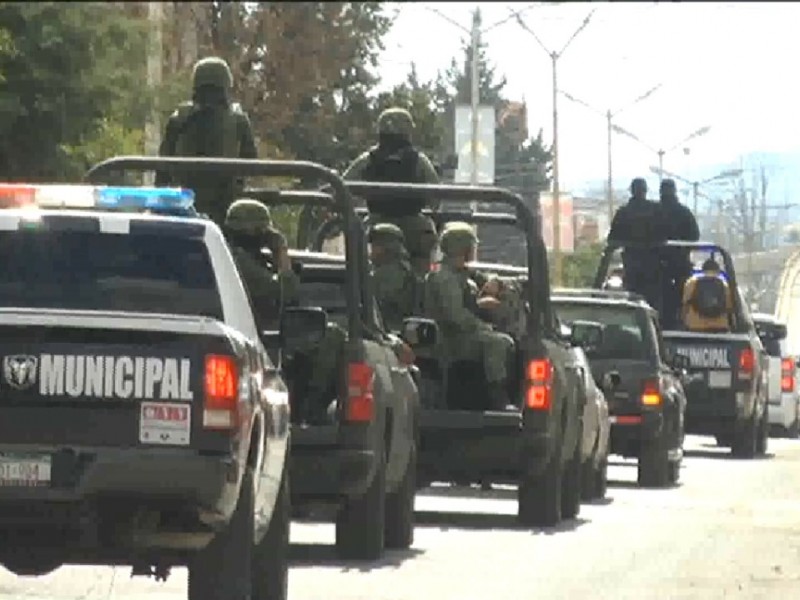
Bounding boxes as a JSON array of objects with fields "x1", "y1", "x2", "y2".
[
  {"x1": 0, "y1": 230, "x2": 223, "y2": 319},
  {"x1": 556, "y1": 303, "x2": 647, "y2": 361}
]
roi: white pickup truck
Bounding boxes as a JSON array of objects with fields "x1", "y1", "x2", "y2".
[
  {"x1": 0, "y1": 182, "x2": 292, "y2": 599},
  {"x1": 752, "y1": 313, "x2": 799, "y2": 438}
]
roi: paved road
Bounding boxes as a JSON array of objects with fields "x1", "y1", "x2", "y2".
[{"x1": 2, "y1": 435, "x2": 800, "y2": 600}]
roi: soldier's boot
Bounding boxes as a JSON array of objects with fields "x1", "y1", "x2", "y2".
[{"x1": 487, "y1": 382, "x2": 516, "y2": 412}]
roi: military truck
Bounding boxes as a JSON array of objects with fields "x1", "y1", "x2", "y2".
[
  {"x1": 594, "y1": 241, "x2": 769, "y2": 459},
  {"x1": 317, "y1": 182, "x2": 586, "y2": 527}
]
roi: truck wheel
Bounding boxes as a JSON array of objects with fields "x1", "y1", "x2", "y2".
[
  {"x1": 189, "y1": 467, "x2": 255, "y2": 600},
  {"x1": 253, "y1": 468, "x2": 290, "y2": 600},
  {"x1": 731, "y1": 413, "x2": 757, "y2": 458},
  {"x1": 385, "y1": 443, "x2": 416, "y2": 550},
  {"x1": 561, "y1": 444, "x2": 582, "y2": 519},
  {"x1": 638, "y1": 435, "x2": 670, "y2": 488},
  {"x1": 580, "y1": 460, "x2": 597, "y2": 501},
  {"x1": 518, "y1": 448, "x2": 563, "y2": 527},
  {"x1": 594, "y1": 458, "x2": 608, "y2": 499},
  {"x1": 335, "y1": 450, "x2": 386, "y2": 560},
  {"x1": 787, "y1": 419, "x2": 800, "y2": 439},
  {"x1": 756, "y1": 407, "x2": 769, "y2": 455}
]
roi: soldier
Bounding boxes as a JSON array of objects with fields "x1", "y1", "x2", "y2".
[
  {"x1": 157, "y1": 56, "x2": 258, "y2": 225},
  {"x1": 659, "y1": 178, "x2": 700, "y2": 329},
  {"x1": 424, "y1": 222, "x2": 516, "y2": 411},
  {"x1": 343, "y1": 107, "x2": 440, "y2": 275},
  {"x1": 223, "y1": 199, "x2": 298, "y2": 326},
  {"x1": 608, "y1": 178, "x2": 667, "y2": 313},
  {"x1": 369, "y1": 223, "x2": 417, "y2": 332}
]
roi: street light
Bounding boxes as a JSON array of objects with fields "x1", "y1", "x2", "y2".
[
  {"x1": 648, "y1": 165, "x2": 742, "y2": 213},
  {"x1": 515, "y1": 8, "x2": 597, "y2": 286},
  {"x1": 615, "y1": 124, "x2": 712, "y2": 183},
  {"x1": 560, "y1": 83, "x2": 663, "y2": 224},
  {"x1": 425, "y1": 5, "x2": 539, "y2": 187}
]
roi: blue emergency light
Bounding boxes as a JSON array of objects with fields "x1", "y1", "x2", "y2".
[{"x1": 0, "y1": 183, "x2": 196, "y2": 216}]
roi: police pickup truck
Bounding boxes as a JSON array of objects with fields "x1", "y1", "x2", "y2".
[
  {"x1": 333, "y1": 182, "x2": 584, "y2": 528},
  {"x1": 0, "y1": 179, "x2": 291, "y2": 600},
  {"x1": 243, "y1": 186, "x2": 419, "y2": 562},
  {"x1": 594, "y1": 241, "x2": 768, "y2": 459}
]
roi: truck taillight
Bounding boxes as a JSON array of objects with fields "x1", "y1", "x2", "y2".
[
  {"x1": 345, "y1": 362, "x2": 375, "y2": 422},
  {"x1": 781, "y1": 357, "x2": 795, "y2": 393},
  {"x1": 738, "y1": 348, "x2": 754, "y2": 379},
  {"x1": 526, "y1": 358, "x2": 553, "y2": 411},
  {"x1": 641, "y1": 379, "x2": 662, "y2": 407},
  {"x1": 203, "y1": 354, "x2": 240, "y2": 430}
]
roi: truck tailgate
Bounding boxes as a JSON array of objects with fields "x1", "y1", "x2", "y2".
[{"x1": 0, "y1": 310, "x2": 241, "y2": 458}]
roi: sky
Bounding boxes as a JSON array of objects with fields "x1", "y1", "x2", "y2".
[{"x1": 376, "y1": 2, "x2": 800, "y2": 201}]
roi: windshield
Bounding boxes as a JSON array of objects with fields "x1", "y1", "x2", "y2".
[
  {"x1": 0, "y1": 230, "x2": 223, "y2": 319},
  {"x1": 555, "y1": 302, "x2": 648, "y2": 361}
]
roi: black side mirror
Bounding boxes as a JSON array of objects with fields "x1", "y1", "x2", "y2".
[
  {"x1": 402, "y1": 317, "x2": 439, "y2": 349},
  {"x1": 279, "y1": 307, "x2": 328, "y2": 354},
  {"x1": 569, "y1": 320, "x2": 604, "y2": 352},
  {"x1": 601, "y1": 370, "x2": 621, "y2": 392},
  {"x1": 670, "y1": 353, "x2": 691, "y2": 371}
]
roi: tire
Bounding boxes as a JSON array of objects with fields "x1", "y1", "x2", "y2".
[
  {"x1": 731, "y1": 412, "x2": 758, "y2": 458},
  {"x1": 594, "y1": 458, "x2": 608, "y2": 499},
  {"x1": 561, "y1": 444, "x2": 582, "y2": 519},
  {"x1": 384, "y1": 443, "x2": 416, "y2": 550},
  {"x1": 787, "y1": 419, "x2": 800, "y2": 439},
  {"x1": 335, "y1": 449, "x2": 386, "y2": 560},
  {"x1": 580, "y1": 460, "x2": 597, "y2": 501},
  {"x1": 668, "y1": 460, "x2": 680, "y2": 484},
  {"x1": 518, "y1": 446, "x2": 563, "y2": 527},
  {"x1": 253, "y1": 468, "x2": 290, "y2": 600},
  {"x1": 756, "y1": 406, "x2": 769, "y2": 456},
  {"x1": 189, "y1": 467, "x2": 255, "y2": 600},
  {"x1": 638, "y1": 435, "x2": 670, "y2": 488}
]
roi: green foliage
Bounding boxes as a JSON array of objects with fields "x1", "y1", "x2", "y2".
[
  {"x1": 0, "y1": 3, "x2": 149, "y2": 180},
  {"x1": 557, "y1": 243, "x2": 604, "y2": 287}
]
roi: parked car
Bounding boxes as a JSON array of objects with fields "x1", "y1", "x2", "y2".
[{"x1": 752, "y1": 313, "x2": 799, "y2": 438}]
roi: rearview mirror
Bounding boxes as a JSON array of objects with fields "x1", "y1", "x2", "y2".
[
  {"x1": 280, "y1": 307, "x2": 328, "y2": 354},
  {"x1": 569, "y1": 320, "x2": 604, "y2": 351},
  {"x1": 402, "y1": 317, "x2": 439, "y2": 350},
  {"x1": 601, "y1": 370, "x2": 621, "y2": 392}
]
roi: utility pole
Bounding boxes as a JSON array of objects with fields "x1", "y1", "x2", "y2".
[
  {"x1": 606, "y1": 110, "x2": 613, "y2": 225},
  {"x1": 692, "y1": 181, "x2": 699, "y2": 215},
  {"x1": 657, "y1": 149, "x2": 665, "y2": 183},
  {"x1": 470, "y1": 9, "x2": 481, "y2": 186},
  {"x1": 144, "y1": 1, "x2": 163, "y2": 185}
]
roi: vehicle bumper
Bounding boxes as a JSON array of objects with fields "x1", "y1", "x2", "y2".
[
  {"x1": 0, "y1": 445, "x2": 240, "y2": 533},
  {"x1": 289, "y1": 425, "x2": 376, "y2": 501},
  {"x1": 768, "y1": 392, "x2": 798, "y2": 430},
  {"x1": 682, "y1": 378, "x2": 750, "y2": 435},
  {"x1": 608, "y1": 410, "x2": 663, "y2": 455}
]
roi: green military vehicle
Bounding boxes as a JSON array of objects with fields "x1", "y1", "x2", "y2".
[{"x1": 315, "y1": 183, "x2": 586, "y2": 527}]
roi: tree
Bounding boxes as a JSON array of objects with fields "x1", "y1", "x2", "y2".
[{"x1": 0, "y1": 3, "x2": 150, "y2": 180}]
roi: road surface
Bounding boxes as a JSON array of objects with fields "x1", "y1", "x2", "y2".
[{"x1": 2, "y1": 435, "x2": 800, "y2": 599}]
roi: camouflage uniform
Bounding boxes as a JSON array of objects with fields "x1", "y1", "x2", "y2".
[
  {"x1": 343, "y1": 107, "x2": 440, "y2": 275},
  {"x1": 157, "y1": 57, "x2": 258, "y2": 225},
  {"x1": 369, "y1": 223, "x2": 416, "y2": 332},
  {"x1": 424, "y1": 222, "x2": 514, "y2": 409},
  {"x1": 224, "y1": 199, "x2": 298, "y2": 326}
]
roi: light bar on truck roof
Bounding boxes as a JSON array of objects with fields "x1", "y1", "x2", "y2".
[{"x1": 0, "y1": 183, "x2": 195, "y2": 215}]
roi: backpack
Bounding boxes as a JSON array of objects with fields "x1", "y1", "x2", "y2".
[
  {"x1": 362, "y1": 145, "x2": 425, "y2": 215},
  {"x1": 174, "y1": 101, "x2": 245, "y2": 158},
  {"x1": 689, "y1": 276, "x2": 727, "y2": 319}
]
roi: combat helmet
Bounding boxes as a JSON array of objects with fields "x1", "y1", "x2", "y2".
[
  {"x1": 377, "y1": 107, "x2": 415, "y2": 138},
  {"x1": 225, "y1": 198, "x2": 272, "y2": 234},
  {"x1": 440, "y1": 221, "x2": 478, "y2": 256},
  {"x1": 192, "y1": 57, "x2": 233, "y2": 91}
]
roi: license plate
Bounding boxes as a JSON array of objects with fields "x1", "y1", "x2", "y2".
[
  {"x1": 0, "y1": 453, "x2": 52, "y2": 487},
  {"x1": 708, "y1": 370, "x2": 732, "y2": 389}
]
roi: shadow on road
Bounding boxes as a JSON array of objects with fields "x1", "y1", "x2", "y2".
[
  {"x1": 289, "y1": 544, "x2": 424, "y2": 571},
  {"x1": 414, "y1": 510, "x2": 589, "y2": 535},
  {"x1": 418, "y1": 484, "x2": 517, "y2": 501},
  {"x1": 684, "y1": 448, "x2": 775, "y2": 461},
  {"x1": 608, "y1": 478, "x2": 684, "y2": 491}
]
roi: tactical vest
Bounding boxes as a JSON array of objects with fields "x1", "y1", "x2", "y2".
[
  {"x1": 362, "y1": 145, "x2": 425, "y2": 216},
  {"x1": 174, "y1": 101, "x2": 245, "y2": 158}
]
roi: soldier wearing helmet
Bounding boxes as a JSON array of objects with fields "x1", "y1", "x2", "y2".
[
  {"x1": 157, "y1": 56, "x2": 258, "y2": 225},
  {"x1": 368, "y1": 223, "x2": 416, "y2": 332},
  {"x1": 343, "y1": 107, "x2": 441, "y2": 277},
  {"x1": 223, "y1": 198, "x2": 298, "y2": 325},
  {"x1": 423, "y1": 222, "x2": 516, "y2": 411}
]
